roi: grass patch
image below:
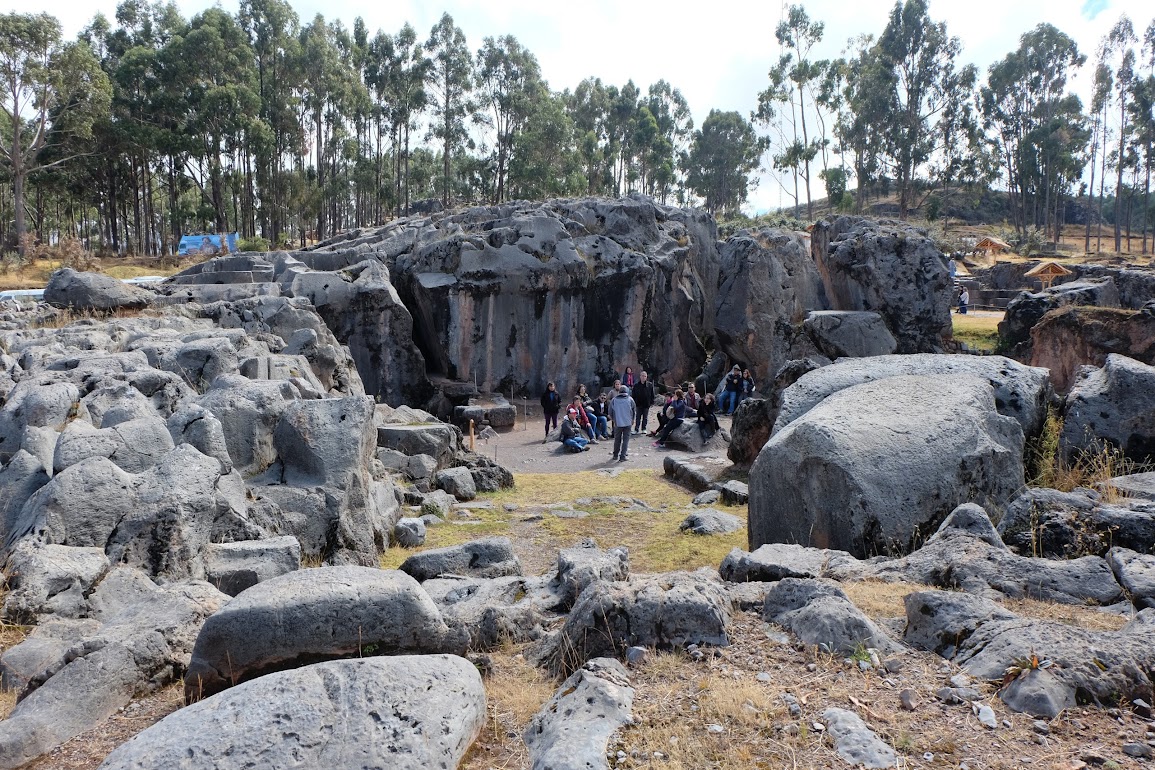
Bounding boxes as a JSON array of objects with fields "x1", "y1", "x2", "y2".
[
  {"x1": 841, "y1": 580, "x2": 931, "y2": 618},
  {"x1": 462, "y1": 647, "x2": 556, "y2": 769},
  {"x1": 951, "y1": 313, "x2": 1001, "y2": 351},
  {"x1": 1003, "y1": 596, "x2": 1129, "y2": 632},
  {"x1": 380, "y1": 470, "x2": 746, "y2": 575}
]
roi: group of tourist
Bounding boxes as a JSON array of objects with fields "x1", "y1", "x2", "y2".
[{"x1": 539, "y1": 365, "x2": 756, "y2": 460}]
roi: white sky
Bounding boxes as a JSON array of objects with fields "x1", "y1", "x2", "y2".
[{"x1": 10, "y1": 0, "x2": 1155, "y2": 213}]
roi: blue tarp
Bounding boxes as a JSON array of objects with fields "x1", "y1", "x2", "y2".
[{"x1": 178, "y1": 233, "x2": 238, "y2": 257}]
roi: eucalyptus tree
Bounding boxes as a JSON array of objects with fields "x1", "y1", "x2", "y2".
[
  {"x1": 645, "y1": 80, "x2": 693, "y2": 201},
  {"x1": 0, "y1": 12, "x2": 110, "y2": 249},
  {"x1": 425, "y1": 13, "x2": 474, "y2": 206},
  {"x1": 836, "y1": 35, "x2": 889, "y2": 213},
  {"x1": 874, "y1": 0, "x2": 975, "y2": 218},
  {"x1": 1102, "y1": 15, "x2": 1136, "y2": 251},
  {"x1": 754, "y1": 5, "x2": 833, "y2": 218},
  {"x1": 476, "y1": 35, "x2": 542, "y2": 203},
  {"x1": 385, "y1": 23, "x2": 428, "y2": 216},
  {"x1": 683, "y1": 110, "x2": 768, "y2": 216},
  {"x1": 981, "y1": 24, "x2": 1087, "y2": 241}
]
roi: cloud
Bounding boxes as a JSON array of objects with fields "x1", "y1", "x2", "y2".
[{"x1": 1080, "y1": 0, "x2": 1109, "y2": 19}]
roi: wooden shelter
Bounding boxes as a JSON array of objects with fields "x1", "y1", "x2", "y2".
[
  {"x1": 973, "y1": 236, "x2": 1011, "y2": 256},
  {"x1": 1024, "y1": 260, "x2": 1073, "y2": 290}
]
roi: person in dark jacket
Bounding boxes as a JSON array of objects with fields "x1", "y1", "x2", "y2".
[
  {"x1": 631, "y1": 370, "x2": 656, "y2": 434},
  {"x1": 738, "y1": 369, "x2": 756, "y2": 408},
  {"x1": 653, "y1": 389, "x2": 687, "y2": 447},
  {"x1": 539, "y1": 382, "x2": 561, "y2": 440},
  {"x1": 559, "y1": 409, "x2": 590, "y2": 452},
  {"x1": 697, "y1": 391, "x2": 719, "y2": 440},
  {"x1": 590, "y1": 393, "x2": 612, "y2": 439}
]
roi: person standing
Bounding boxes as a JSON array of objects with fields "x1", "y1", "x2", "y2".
[
  {"x1": 559, "y1": 409, "x2": 590, "y2": 452},
  {"x1": 721, "y1": 365, "x2": 743, "y2": 415},
  {"x1": 539, "y1": 382, "x2": 561, "y2": 441},
  {"x1": 622, "y1": 366, "x2": 636, "y2": 388},
  {"x1": 631, "y1": 371, "x2": 655, "y2": 435},
  {"x1": 609, "y1": 385, "x2": 637, "y2": 462},
  {"x1": 958, "y1": 287, "x2": 970, "y2": 315}
]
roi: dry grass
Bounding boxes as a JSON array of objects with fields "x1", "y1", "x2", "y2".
[
  {"x1": 463, "y1": 652, "x2": 556, "y2": 769},
  {"x1": 0, "y1": 257, "x2": 181, "y2": 291},
  {"x1": 951, "y1": 313, "x2": 1002, "y2": 352},
  {"x1": 380, "y1": 471, "x2": 745, "y2": 576},
  {"x1": 1003, "y1": 597, "x2": 1130, "y2": 632},
  {"x1": 842, "y1": 580, "x2": 930, "y2": 618}
]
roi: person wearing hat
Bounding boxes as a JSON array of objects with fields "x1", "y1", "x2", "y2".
[
  {"x1": 559, "y1": 408, "x2": 590, "y2": 452},
  {"x1": 721, "y1": 365, "x2": 743, "y2": 415},
  {"x1": 608, "y1": 384, "x2": 637, "y2": 462}
]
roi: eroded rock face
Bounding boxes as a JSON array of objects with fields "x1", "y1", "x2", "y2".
[
  {"x1": 306, "y1": 196, "x2": 720, "y2": 393},
  {"x1": 811, "y1": 217, "x2": 952, "y2": 353},
  {"x1": 750, "y1": 376, "x2": 1024, "y2": 558},
  {"x1": 714, "y1": 228, "x2": 827, "y2": 384},
  {"x1": 1000, "y1": 278, "x2": 1122, "y2": 350},
  {"x1": 1061, "y1": 354, "x2": 1155, "y2": 464},
  {"x1": 1028, "y1": 306, "x2": 1155, "y2": 393}
]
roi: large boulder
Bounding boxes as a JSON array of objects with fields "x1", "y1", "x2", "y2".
[
  {"x1": 422, "y1": 574, "x2": 563, "y2": 650},
  {"x1": 810, "y1": 217, "x2": 952, "y2": 353},
  {"x1": 713, "y1": 227, "x2": 827, "y2": 384},
  {"x1": 1061, "y1": 354, "x2": 1155, "y2": 463},
  {"x1": 43, "y1": 268, "x2": 151, "y2": 312},
  {"x1": 802, "y1": 311, "x2": 897, "y2": 359},
  {"x1": 52, "y1": 417, "x2": 174, "y2": 475},
  {"x1": 0, "y1": 380, "x2": 80, "y2": 464},
  {"x1": 201, "y1": 537, "x2": 301, "y2": 597},
  {"x1": 1, "y1": 542, "x2": 109, "y2": 622},
  {"x1": 750, "y1": 376, "x2": 1024, "y2": 557},
  {"x1": 997, "y1": 487, "x2": 1155, "y2": 557},
  {"x1": 101, "y1": 656, "x2": 485, "y2": 770},
  {"x1": 290, "y1": 260, "x2": 431, "y2": 406},
  {"x1": 774, "y1": 353, "x2": 1051, "y2": 438},
  {"x1": 184, "y1": 566, "x2": 464, "y2": 699}
]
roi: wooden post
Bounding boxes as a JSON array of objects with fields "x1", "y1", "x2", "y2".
[{"x1": 469, "y1": 419, "x2": 476, "y2": 452}]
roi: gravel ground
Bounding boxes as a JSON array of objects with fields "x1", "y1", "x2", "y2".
[{"x1": 475, "y1": 413, "x2": 736, "y2": 474}]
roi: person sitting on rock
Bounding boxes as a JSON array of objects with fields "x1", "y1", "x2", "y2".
[
  {"x1": 632, "y1": 371, "x2": 656, "y2": 435},
  {"x1": 590, "y1": 392, "x2": 612, "y2": 439},
  {"x1": 721, "y1": 365, "x2": 743, "y2": 415},
  {"x1": 697, "y1": 391, "x2": 719, "y2": 440},
  {"x1": 621, "y1": 366, "x2": 636, "y2": 388},
  {"x1": 684, "y1": 383, "x2": 702, "y2": 411},
  {"x1": 559, "y1": 409, "x2": 590, "y2": 452},
  {"x1": 571, "y1": 396, "x2": 599, "y2": 443},
  {"x1": 540, "y1": 381, "x2": 561, "y2": 441},
  {"x1": 738, "y1": 369, "x2": 756, "y2": 407},
  {"x1": 653, "y1": 389, "x2": 687, "y2": 447},
  {"x1": 652, "y1": 390, "x2": 671, "y2": 436}
]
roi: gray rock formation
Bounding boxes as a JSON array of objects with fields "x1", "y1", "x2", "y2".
[
  {"x1": 774, "y1": 353, "x2": 1051, "y2": 438},
  {"x1": 533, "y1": 572, "x2": 731, "y2": 675},
  {"x1": 202, "y1": 537, "x2": 301, "y2": 596},
  {"x1": 680, "y1": 509, "x2": 744, "y2": 535},
  {"x1": 0, "y1": 578, "x2": 226, "y2": 769},
  {"x1": 763, "y1": 578, "x2": 899, "y2": 655},
  {"x1": 399, "y1": 537, "x2": 523, "y2": 581},
  {"x1": 524, "y1": 658, "x2": 634, "y2": 770},
  {"x1": 43, "y1": 268, "x2": 151, "y2": 312},
  {"x1": 719, "y1": 543, "x2": 858, "y2": 583},
  {"x1": 1000, "y1": 278, "x2": 1121, "y2": 349},
  {"x1": 184, "y1": 566, "x2": 464, "y2": 699},
  {"x1": 423, "y1": 574, "x2": 562, "y2": 650},
  {"x1": 821, "y1": 707, "x2": 898, "y2": 769},
  {"x1": 905, "y1": 590, "x2": 1155, "y2": 712},
  {"x1": 554, "y1": 542, "x2": 630, "y2": 607},
  {"x1": 997, "y1": 487, "x2": 1155, "y2": 557},
  {"x1": 1, "y1": 542, "x2": 109, "y2": 622},
  {"x1": 1111, "y1": 472, "x2": 1155, "y2": 501},
  {"x1": 802, "y1": 311, "x2": 897, "y2": 359},
  {"x1": 101, "y1": 656, "x2": 485, "y2": 770},
  {"x1": 1061, "y1": 354, "x2": 1155, "y2": 463},
  {"x1": 434, "y1": 465, "x2": 477, "y2": 501},
  {"x1": 750, "y1": 375, "x2": 1024, "y2": 557},
  {"x1": 714, "y1": 227, "x2": 826, "y2": 384},
  {"x1": 1107, "y1": 548, "x2": 1155, "y2": 608},
  {"x1": 811, "y1": 217, "x2": 952, "y2": 353}
]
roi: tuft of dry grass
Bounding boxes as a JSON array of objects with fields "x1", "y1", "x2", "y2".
[
  {"x1": 841, "y1": 580, "x2": 930, "y2": 618},
  {"x1": 1026, "y1": 409, "x2": 1152, "y2": 497},
  {"x1": 463, "y1": 650, "x2": 557, "y2": 769},
  {"x1": 1003, "y1": 597, "x2": 1130, "y2": 632}
]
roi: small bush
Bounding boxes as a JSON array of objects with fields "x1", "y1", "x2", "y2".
[{"x1": 237, "y1": 236, "x2": 270, "y2": 252}]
